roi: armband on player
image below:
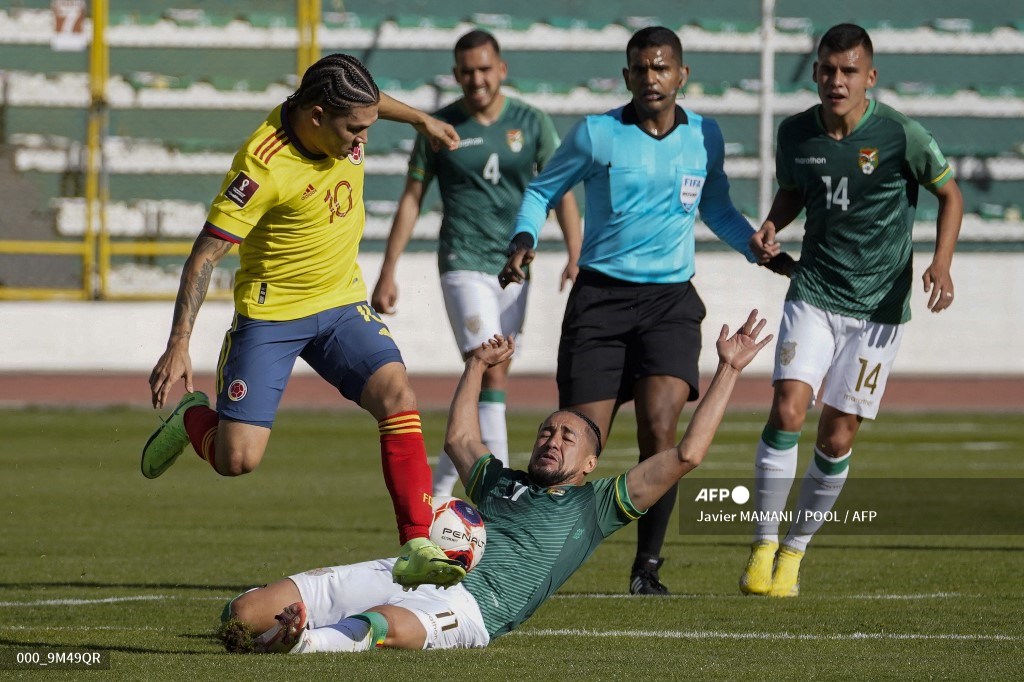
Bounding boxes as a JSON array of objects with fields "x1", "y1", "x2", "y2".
[{"x1": 506, "y1": 232, "x2": 536, "y2": 256}]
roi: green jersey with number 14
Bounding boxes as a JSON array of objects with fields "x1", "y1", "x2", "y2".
[
  {"x1": 776, "y1": 99, "x2": 953, "y2": 324},
  {"x1": 409, "y1": 97, "x2": 561, "y2": 275}
]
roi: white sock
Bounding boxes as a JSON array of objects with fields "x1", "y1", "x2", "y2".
[
  {"x1": 478, "y1": 399, "x2": 508, "y2": 466},
  {"x1": 784, "y1": 447, "x2": 851, "y2": 552},
  {"x1": 432, "y1": 451, "x2": 460, "y2": 498},
  {"x1": 301, "y1": 618, "x2": 373, "y2": 653},
  {"x1": 752, "y1": 434, "x2": 799, "y2": 543},
  {"x1": 433, "y1": 396, "x2": 507, "y2": 498}
]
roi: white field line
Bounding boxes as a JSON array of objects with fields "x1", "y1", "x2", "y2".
[
  {"x1": 550, "y1": 592, "x2": 975, "y2": 601},
  {"x1": 3, "y1": 594, "x2": 1015, "y2": 643},
  {"x1": 0, "y1": 594, "x2": 229, "y2": 607},
  {"x1": 0, "y1": 591, "x2": 975, "y2": 609},
  {"x1": 513, "y1": 628, "x2": 1022, "y2": 641}
]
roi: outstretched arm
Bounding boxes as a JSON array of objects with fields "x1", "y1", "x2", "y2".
[
  {"x1": 378, "y1": 93, "x2": 459, "y2": 151},
  {"x1": 444, "y1": 336, "x2": 516, "y2": 485},
  {"x1": 624, "y1": 311, "x2": 773, "y2": 511},
  {"x1": 149, "y1": 230, "x2": 233, "y2": 408}
]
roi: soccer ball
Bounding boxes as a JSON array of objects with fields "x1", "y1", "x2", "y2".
[{"x1": 429, "y1": 496, "x2": 487, "y2": 571}]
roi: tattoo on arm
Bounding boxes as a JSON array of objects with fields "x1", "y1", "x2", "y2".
[{"x1": 169, "y1": 234, "x2": 232, "y2": 341}]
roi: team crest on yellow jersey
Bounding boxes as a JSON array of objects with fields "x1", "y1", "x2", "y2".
[
  {"x1": 348, "y1": 143, "x2": 364, "y2": 165},
  {"x1": 506, "y1": 129, "x2": 524, "y2": 153},
  {"x1": 858, "y1": 148, "x2": 878, "y2": 175}
]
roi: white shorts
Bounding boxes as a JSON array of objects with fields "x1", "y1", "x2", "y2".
[
  {"x1": 440, "y1": 270, "x2": 527, "y2": 356},
  {"x1": 289, "y1": 558, "x2": 490, "y2": 650},
  {"x1": 773, "y1": 300, "x2": 904, "y2": 419}
]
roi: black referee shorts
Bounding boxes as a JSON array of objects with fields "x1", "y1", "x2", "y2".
[{"x1": 557, "y1": 268, "x2": 706, "y2": 407}]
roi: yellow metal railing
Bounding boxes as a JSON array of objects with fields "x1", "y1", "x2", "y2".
[{"x1": 0, "y1": 0, "x2": 318, "y2": 302}]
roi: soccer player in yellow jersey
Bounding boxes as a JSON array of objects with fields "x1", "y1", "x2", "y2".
[{"x1": 143, "y1": 54, "x2": 466, "y2": 590}]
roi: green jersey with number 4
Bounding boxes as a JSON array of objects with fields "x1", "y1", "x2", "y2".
[
  {"x1": 776, "y1": 99, "x2": 954, "y2": 324},
  {"x1": 409, "y1": 97, "x2": 561, "y2": 275}
]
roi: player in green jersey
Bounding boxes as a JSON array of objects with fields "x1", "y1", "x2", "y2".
[
  {"x1": 739, "y1": 24, "x2": 963, "y2": 597},
  {"x1": 372, "y1": 30, "x2": 581, "y2": 497},
  {"x1": 220, "y1": 310, "x2": 772, "y2": 653}
]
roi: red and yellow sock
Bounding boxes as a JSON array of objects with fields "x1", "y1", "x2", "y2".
[
  {"x1": 183, "y1": 405, "x2": 220, "y2": 472},
  {"x1": 378, "y1": 411, "x2": 433, "y2": 545}
]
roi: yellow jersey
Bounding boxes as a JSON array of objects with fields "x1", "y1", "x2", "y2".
[{"x1": 205, "y1": 102, "x2": 368, "y2": 321}]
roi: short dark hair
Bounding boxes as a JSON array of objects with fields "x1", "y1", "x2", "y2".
[
  {"x1": 454, "y1": 29, "x2": 501, "y2": 57},
  {"x1": 557, "y1": 409, "x2": 603, "y2": 457},
  {"x1": 288, "y1": 53, "x2": 380, "y2": 111},
  {"x1": 625, "y1": 26, "x2": 682, "y2": 64},
  {"x1": 817, "y1": 23, "x2": 873, "y2": 59}
]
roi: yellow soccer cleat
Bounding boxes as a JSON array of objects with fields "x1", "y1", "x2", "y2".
[
  {"x1": 768, "y1": 545, "x2": 805, "y2": 597},
  {"x1": 392, "y1": 537, "x2": 466, "y2": 590},
  {"x1": 739, "y1": 540, "x2": 779, "y2": 595}
]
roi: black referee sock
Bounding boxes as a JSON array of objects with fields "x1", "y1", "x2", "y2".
[{"x1": 634, "y1": 481, "x2": 678, "y2": 564}]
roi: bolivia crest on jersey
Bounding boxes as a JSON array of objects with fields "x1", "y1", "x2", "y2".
[
  {"x1": 858, "y1": 147, "x2": 878, "y2": 175},
  {"x1": 506, "y1": 129, "x2": 524, "y2": 153}
]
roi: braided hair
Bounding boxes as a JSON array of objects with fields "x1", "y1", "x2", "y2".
[{"x1": 288, "y1": 53, "x2": 380, "y2": 111}]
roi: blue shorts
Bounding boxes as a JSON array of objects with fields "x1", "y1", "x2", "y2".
[{"x1": 215, "y1": 302, "x2": 403, "y2": 427}]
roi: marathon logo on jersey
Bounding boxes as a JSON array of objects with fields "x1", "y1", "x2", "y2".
[
  {"x1": 348, "y1": 143, "x2": 363, "y2": 165},
  {"x1": 227, "y1": 379, "x2": 248, "y2": 402},
  {"x1": 506, "y1": 129, "x2": 524, "y2": 153},
  {"x1": 859, "y1": 148, "x2": 878, "y2": 175},
  {"x1": 225, "y1": 171, "x2": 260, "y2": 208},
  {"x1": 679, "y1": 174, "x2": 705, "y2": 212}
]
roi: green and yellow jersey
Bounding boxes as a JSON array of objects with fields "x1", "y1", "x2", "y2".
[
  {"x1": 776, "y1": 100, "x2": 954, "y2": 324},
  {"x1": 409, "y1": 97, "x2": 561, "y2": 275},
  {"x1": 462, "y1": 455, "x2": 643, "y2": 639},
  {"x1": 205, "y1": 102, "x2": 368, "y2": 321}
]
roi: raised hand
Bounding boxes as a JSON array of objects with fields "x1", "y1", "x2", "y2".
[
  {"x1": 471, "y1": 334, "x2": 515, "y2": 367},
  {"x1": 716, "y1": 309, "x2": 773, "y2": 372}
]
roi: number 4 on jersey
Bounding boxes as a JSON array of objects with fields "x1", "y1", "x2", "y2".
[
  {"x1": 822, "y1": 175, "x2": 850, "y2": 211},
  {"x1": 482, "y1": 153, "x2": 501, "y2": 185}
]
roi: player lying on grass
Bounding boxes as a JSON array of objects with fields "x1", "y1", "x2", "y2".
[{"x1": 219, "y1": 311, "x2": 772, "y2": 653}]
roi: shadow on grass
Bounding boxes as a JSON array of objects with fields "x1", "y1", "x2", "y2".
[{"x1": 0, "y1": 636, "x2": 213, "y2": 656}]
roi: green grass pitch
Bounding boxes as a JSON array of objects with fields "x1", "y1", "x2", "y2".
[{"x1": 1, "y1": 407, "x2": 1021, "y2": 680}]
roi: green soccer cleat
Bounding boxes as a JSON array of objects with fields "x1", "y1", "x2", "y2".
[
  {"x1": 739, "y1": 539, "x2": 779, "y2": 596},
  {"x1": 140, "y1": 391, "x2": 209, "y2": 479},
  {"x1": 768, "y1": 545, "x2": 805, "y2": 598},
  {"x1": 392, "y1": 537, "x2": 466, "y2": 590}
]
